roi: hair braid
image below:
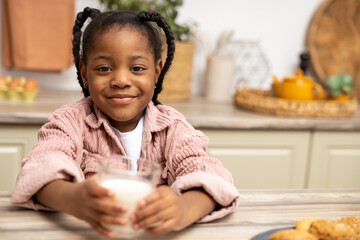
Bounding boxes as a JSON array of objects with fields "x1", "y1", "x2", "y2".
[
  {"x1": 137, "y1": 11, "x2": 175, "y2": 105},
  {"x1": 72, "y1": 7, "x2": 101, "y2": 97}
]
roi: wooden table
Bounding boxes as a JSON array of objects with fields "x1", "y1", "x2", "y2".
[{"x1": 1, "y1": 189, "x2": 360, "y2": 239}]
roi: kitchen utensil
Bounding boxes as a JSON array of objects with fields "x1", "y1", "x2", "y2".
[
  {"x1": 272, "y1": 69, "x2": 324, "y2": 101},
  {"x1": 228, "y1": 40, "x2": 271, "y2": 91},
  {"x1": 307, "y1": 0, "x2": 360, "y2": 99},
  {"x1": 215, "y1": 29, "x2": 234, "y2": 57},
  {"x1": 250, "y1": 226, "x2": 294, "y2": 240},
  {"x1": 205, "y1": 55, "x2": 236, "y2": 103}
]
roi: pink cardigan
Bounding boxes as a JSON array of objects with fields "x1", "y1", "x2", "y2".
[{"x1": 11, "y1": 97, "x2": 239, "y2": 222}]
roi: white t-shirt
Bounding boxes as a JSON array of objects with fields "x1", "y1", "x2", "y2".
[{"x1": 112, "y1": 116, "x2": 144, "y2": 171}]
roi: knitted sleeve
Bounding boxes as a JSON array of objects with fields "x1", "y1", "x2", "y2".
[
  {"x1": 11, "y1": 106, "x2": 85, "y2": 210},
  {"x1": 164, "y1": 119, "x2": 240, "y2": 222}
]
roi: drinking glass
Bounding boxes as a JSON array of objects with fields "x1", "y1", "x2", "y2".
[{"x1": 97, "y1": 155, "x2": 161, "y2": 239}]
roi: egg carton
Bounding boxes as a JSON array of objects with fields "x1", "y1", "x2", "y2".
[{"x1": 0, "y1": 76, "x2": 39, "y2": 101}]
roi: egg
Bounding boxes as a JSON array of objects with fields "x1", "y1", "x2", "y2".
[
  {"x1": 0, "y1": 76, "x2": 11, "y2": 89},
  {"x1": 8, "y1": 77, "x2": 26, "y2": 100},
  {"x1": 23, "y1": 78, "x2": 39, "y2": 101},
  {"x1": 24, "y1": 78, "x2": 39, "y2": 91},
  {"x1": 0, "y1": 76, "x2": 11, "y2": 99},
  {"x1": 0, "y1": 77, "x2": 7, "y2": 89},
  {"x1": 8, "y1": 77, "x2": 26, "y2": 91}
]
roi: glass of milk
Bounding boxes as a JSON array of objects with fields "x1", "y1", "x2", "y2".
[{"x1": 97, "y1": 155, "x2": 161, "y2": 239}]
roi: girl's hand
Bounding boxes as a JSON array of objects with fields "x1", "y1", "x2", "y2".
[
  {"x1": 130, "y1": 185, "x2": 215, "y2": 234},
  {"x1": 65, "y1": 176, "x2": 128, "y2": 238},
  {"x1": 130, "y1": 185, "x2": 188, "y2": 234}
]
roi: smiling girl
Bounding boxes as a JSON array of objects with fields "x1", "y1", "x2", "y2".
[{"x1": 11, "y1": 8, "x2": 239, "y2": 238}]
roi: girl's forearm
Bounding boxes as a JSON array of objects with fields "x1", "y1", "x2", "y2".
[
  {"x1": 35, "y1": 179, "x2": 75, "y2": 213},
  {"x1": 181, "y1": 188, "x2": 217, "y2": 222}
]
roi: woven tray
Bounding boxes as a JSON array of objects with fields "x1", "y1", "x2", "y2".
[{"x1": 234, "y1": 89, "x2": 358, "y2": 118}]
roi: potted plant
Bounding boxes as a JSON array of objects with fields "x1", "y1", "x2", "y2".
[
  {"x1": 99, "y1": 0, "x2": 196, "y2": 101},
  {"x1": 326, "y1": 74, "x2": 354, "y2": 101}
]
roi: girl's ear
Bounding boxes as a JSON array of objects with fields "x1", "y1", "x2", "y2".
[
  {"x1": 155, "y1": 59, "x2": 163, "y2": 84},
  {"x1": 79, "y1": 61, "x2": 88, "y2": 89}
]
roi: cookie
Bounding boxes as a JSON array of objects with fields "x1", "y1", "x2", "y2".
[
  {"x1": 296, "y1": 217, "x2": 321, "y2": 231},
  {"x1": 269, "y1": 229, "x2": 318, "y2": 240},
  {"x1": 338, "y1": 217, "x2": 360, "y2": 235},
  {"x1": 309, "y1": 219, "x2": 357, "y2": 240}
]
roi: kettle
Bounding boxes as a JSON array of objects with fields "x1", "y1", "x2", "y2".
[{"x1": 272, "y1": 69, "x2": 324, "y2": 101}]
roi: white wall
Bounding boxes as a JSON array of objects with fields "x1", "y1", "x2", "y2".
[
  {"x1": 0, "y1": 0, "x2": 323, "y2": 95},
  {"x1": 178, "y1": 0, "x2": 324, "y2": 94}
]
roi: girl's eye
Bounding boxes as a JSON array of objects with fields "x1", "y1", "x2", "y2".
[
  {"x1": 96, "y1": 67, "x2": 112, "y2": 72},
  {"x1": 131, "y1": 66, "x2": 145, "y2": 72}
]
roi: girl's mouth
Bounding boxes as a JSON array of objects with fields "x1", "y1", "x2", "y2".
[{"x1": 107, "y1": 93, "x2": 136, "y2": 105}]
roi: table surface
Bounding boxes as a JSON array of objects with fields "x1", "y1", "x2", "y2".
[
  {"x1": 1, "y1": 189, "x2": 360, "y2": 240},
  {"x1": 1, "y1": 89, "x2": 360, "y2": 130}
]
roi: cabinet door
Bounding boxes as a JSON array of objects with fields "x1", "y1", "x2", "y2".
[
  {"x1": 0, "y1": 143, "x2": 24, "y2": 191},
  {"x1": 0, "y1": 125, "x2": 40, "y2": 191},
  {"x1": 308, "y1": 131, "x2": 360, "y2": 188},
  {"x1": 201, "y1": 130, "x2": 310, "y2": 189}
]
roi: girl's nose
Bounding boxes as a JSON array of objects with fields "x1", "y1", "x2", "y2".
[{"x1": 111, "y1": 69, "x2": 131, "y2": 88}]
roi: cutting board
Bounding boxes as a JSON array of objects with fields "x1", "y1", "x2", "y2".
[{"x1": 306, "y1": 0, "x2": 360, "y2": 98}]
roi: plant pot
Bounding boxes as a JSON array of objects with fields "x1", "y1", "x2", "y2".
[
  {"x1": 327, "y1": 94, "x2": 350, "y2": 101},
  {"x1": 158, "y1": 41, "x2": 195, "y2": 102}
]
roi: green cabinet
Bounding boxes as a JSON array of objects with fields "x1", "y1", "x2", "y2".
[
  {"x1": 308, "y1": 131, "x2": 360, "y2": 188},
  {"x1": 202, "y1": 130, "x2": 311, "y2": 189},
  {"x1": 201, "y1": 129, "x2": 360, "y2": 189},
  {"x1": 0, "y1": 125, "x2": 39, "y2": 191},
  {"x1": 1, "y1": 125, "x2": 359, "y2": 191}
]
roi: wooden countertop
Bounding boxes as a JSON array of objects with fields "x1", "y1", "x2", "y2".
[
  {"x1": 1, "y1": 89, "x2": 360, "y2": 130},
  {"x1": 1, "y1": 189, "x2": 360, "y2": 239}
]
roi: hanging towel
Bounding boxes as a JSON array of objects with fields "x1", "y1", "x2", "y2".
[{"x1": 2, "y1": 0, "x2": 75, "y2": 72}]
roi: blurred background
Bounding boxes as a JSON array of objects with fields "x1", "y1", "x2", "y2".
[
  {"x1": 1, "y1": 0, "x2": 359, "y2": 191},
  {"x1": 0, "y1": 0, "x2": 324, "y2": 96}
]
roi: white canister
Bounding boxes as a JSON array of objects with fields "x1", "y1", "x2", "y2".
[{"x1": 205, "y1": 55, "x2": 236, "y2": 103}]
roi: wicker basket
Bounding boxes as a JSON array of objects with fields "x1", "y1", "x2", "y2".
[
  {"x1": 234, "y1": 88, "x2": 358, "y2": 118},
  {"x1": 158, "y1": 41, "x2": 195, "y2": 102}
]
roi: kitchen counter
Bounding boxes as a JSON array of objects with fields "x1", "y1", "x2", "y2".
[
  {"x1": 0, "y1": 89, "x2": 360, "y2": 130},
  {"x1": 1, "y1": 90, "x2": 360, "y2": 191},
  {"x1": 1, "y1": 189, "x2": 359, "y2": 239}
]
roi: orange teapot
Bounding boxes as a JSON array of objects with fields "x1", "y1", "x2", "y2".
[{"x1": 272, "y1": 69, "x2": 324, "y2": 101}]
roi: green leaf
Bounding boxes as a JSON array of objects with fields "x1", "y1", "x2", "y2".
[
  {"x1": 99, "y1": 0, "x2": 192, "y2": 41},
  {"x1": 327, "y1": 74, "x2": 354, "y2": 96},
  {"x1": 341, "y1": 84, "x2": 352, "y2": 93},
  {"x1": 342, "y1": 74, "x2": 354, "y2": 87},
  {"x1": 327, "y1": 76, "x2": 341, "y2": 90},
  {"x1": 329, "y1": 88, "x2": 342, "y2": 97}
]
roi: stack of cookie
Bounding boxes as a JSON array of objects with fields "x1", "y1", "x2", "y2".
[{"x1": 269, "y1": 217, "x2": 360, "y2": 240}]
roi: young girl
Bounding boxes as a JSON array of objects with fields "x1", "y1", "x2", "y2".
[{"x1": 11, "y1": 7, "x2": 239, "y2": 238}]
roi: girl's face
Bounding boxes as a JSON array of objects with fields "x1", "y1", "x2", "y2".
[{"x1": 80, "y1": 27, "x2": 162, "y2": 132}]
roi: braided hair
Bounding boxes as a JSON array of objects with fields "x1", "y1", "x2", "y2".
[{"x1": 72, "y1": 7, "x2": 175, "y2": 105}]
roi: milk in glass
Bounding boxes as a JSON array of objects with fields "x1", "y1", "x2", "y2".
[
  {"x1": 97, "y1": 155, "x2": 160, "y2": 238},
  {"x1": 100, "y1": 178, "x2": 154, "y2": 238}
]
